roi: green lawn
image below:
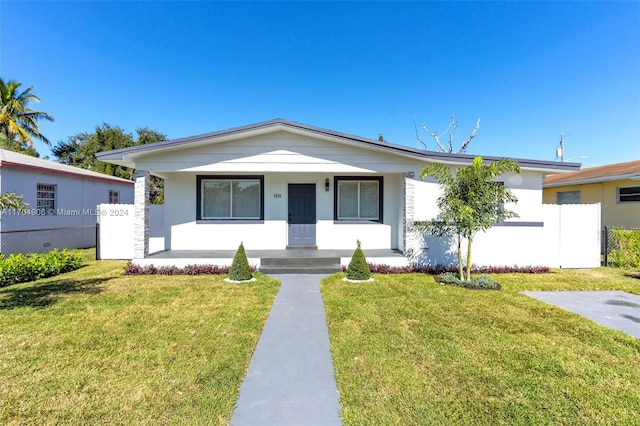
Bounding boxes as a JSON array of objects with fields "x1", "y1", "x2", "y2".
[
  {"x1": 0, "y1": 249, "x2": 280, "y2": 425},
  {"x1": 321, "y1": 268, "x2": 640, "y2": 425}
]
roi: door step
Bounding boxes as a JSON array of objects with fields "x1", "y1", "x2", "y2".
[{"x1": 260, "y1": 255, "x2": 341, "y2": 275}]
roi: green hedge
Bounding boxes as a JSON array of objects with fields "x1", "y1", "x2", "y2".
[
  {"x1": 608, "y1": 229, "x2": 640, "y2": 269},
  {"x1": 0, "y1": 249, "x2": 83, "y2": 287}
]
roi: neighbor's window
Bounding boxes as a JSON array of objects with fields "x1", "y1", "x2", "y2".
[
  {"x1": 37, "y1": 183, "x2": 56, "y2": 214},
  {"x1": 109, "y1": 190, "x2": 119, "y2": 204},
  {"x1": 197, "y1": 176, "x2": 263, "y2": 220},
  {"x1": 334, "y1": 177, "x2": 383, "y2": 222},
  {"x1": 557, "y1": 190, "x2": 581, "y2": 205},
  {"x1": 618, "y1": 186, "x2": 640, "y2": 204}
]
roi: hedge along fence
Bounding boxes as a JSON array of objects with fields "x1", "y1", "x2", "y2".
[
  {"x1": 605, "y1": 228, "x2": 640, "y2": 269},
  {"x1": 0, "y1": 249, "x2": 83, "y2": 287}
]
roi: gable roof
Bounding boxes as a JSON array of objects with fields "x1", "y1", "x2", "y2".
[
  {"x1": 0, "y1": 149, "x2": 133, "y2": 185},
  {"x1": 543, "y1": 160, "x2": 640, "y2": 187},
  {"x1": 96, "y1": 118, "x2": 580, "y2": 173}
]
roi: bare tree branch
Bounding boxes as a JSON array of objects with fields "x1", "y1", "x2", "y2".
[
  {"x1": 422, "y1": 122, "x2": 447, "y2": 152},
  {"x1": 456, "y1": 118, "x2": 480, "y2": 153},
  {"x1": 414, "y1": 115, "x2": 428, "y2": 150},
  {"x1": 447, "y1": 115, "x2": 457, "y2": 153}
]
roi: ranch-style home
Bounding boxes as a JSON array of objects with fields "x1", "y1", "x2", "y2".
[{"x1": 96, "y1": 119, "x2": 599, "y2": 269}]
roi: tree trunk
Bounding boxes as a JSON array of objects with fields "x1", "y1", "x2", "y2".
[
  {"x1": 457, "y1": 234, "x2": 464, "y2": 280},
  {"x1": 466, "y1": 237, "x2": 473, "y2": 281}
]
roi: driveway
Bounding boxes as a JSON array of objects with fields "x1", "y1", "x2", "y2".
[{"x1": 522, "y1": 290, "x2": 640, "y2": 338}]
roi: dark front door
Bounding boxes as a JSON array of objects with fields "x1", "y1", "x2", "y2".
[{"x1": 288, "y1": 184, "x2": 316, "y2": 246}]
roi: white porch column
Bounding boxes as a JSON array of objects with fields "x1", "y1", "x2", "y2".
[
  {"x1": 133, "y1": 170, "x2": 150, "y2": 259},
  {"x1": 403, "y1": 172, "x2": 417, "y2": 255}
]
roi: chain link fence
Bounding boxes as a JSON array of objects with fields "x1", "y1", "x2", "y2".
[
  {"x1": 0, "y1": 225, "x2": 97, "y2": 255},
  {"x1": 603, "y1": 226, "x2": 640, "y2": 268}
]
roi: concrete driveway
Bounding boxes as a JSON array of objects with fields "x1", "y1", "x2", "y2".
[{"x1": 522, "y1": 290, "x2": 640, "y2": 338}]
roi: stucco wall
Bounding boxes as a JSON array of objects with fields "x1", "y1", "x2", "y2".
[
  {"x1": 162, "y1": 171, "x2": 403, "y2": 251},
  {"x1": 0, "y1": 167, "x2": 133, "y2": 254},
  {"x1": 543, "y1": 178, "x2": 640, "y2": 229}
]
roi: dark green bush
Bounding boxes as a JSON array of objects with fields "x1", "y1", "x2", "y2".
[
  {"x1": 0, "y1": 249, "x2": 82, "y2": 287},
  {"x1": 346, "y1": 240, "x2": 371, "y2": 281},
  {"x1": 608, "y1": 229, "x2": 640, "y2": 269},
  {"x1": 228, "y1": 242, "x2": 252, "y2": 281}
]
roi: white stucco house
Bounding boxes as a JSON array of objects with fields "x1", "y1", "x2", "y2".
[
  {"x1": 0, "y1": 148, "x2": 134, "y2": 254},
  {"x1": 96, "y1": 119, "x2": 597, "y2": 268}
]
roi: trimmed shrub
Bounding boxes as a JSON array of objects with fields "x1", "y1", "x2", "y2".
[
  {"x1": 346, "y1": 240, "x2": 371, "y2": 281},
  {"x1": 343, "y1": 263, "x2": 549, "y2": 275},
  {"x1": 124, "y1": 263, "x2": 258, "y2": 275},
  {"x1": 228, "y1": 242, "x2": 253, "y2": 281},
  {"x1": 0, "y1": 249, "x2": 82, "y2": 288}
]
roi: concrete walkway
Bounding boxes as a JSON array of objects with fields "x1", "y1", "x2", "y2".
[
  {"x1": 522, "y1": 290, "x2": 640, "y2": 338},
  {"x1": 231, "y1": 275, "x2": 342, "y2": 426}
]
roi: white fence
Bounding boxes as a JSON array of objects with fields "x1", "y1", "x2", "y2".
[
  {"x1": 97, "y1": 204, "x2": 164, "y2": 260},
  {"x1": 408, "y1": 203, "x2": 601, "y2": 269}
]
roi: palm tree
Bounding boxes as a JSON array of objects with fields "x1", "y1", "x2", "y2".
[{"x1": 0, "y1": 78, "x2": 54, "y2": 147}]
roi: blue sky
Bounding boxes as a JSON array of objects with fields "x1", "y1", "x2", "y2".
[{"x1": 1, "y1": 1, "x2": 638, "y2": 168}]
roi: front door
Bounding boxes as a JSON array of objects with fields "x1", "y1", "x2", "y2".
[{"x1": 288, "y1": 184, "x2": 316, "y2": 246}]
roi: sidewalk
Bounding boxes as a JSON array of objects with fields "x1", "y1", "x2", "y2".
[{"x1": 231, "y1": 274, "x2": 342, "y2": 426}]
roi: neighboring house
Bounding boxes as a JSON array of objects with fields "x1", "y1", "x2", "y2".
[
  {"x1": 543, "y1": 160, "x2": 640, "y2": 229},
  {"x1": 96, "y1": 119, "x2": 591, "y2": 267},
  {"x1": 0, "y1": 148, "x2": 134, "y2": 254}
]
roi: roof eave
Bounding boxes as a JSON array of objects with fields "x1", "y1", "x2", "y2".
[
  {"x1": 95, "y1": 118, "x2": 580, "y2": 173},
  {"x1": 543, "y1": 173, "x2": 640, "y2": 187}
]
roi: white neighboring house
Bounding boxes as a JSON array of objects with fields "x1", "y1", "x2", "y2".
[
  {"x1": 0, "y1": 148, "x2": 134, "y2": 254},
  {"x1": 96, "y1": 119, "x2": 594, "y2": 268}
]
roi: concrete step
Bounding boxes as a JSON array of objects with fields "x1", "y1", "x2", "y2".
[
  {"x1": 260, "y1": 256, "x2": 341, "y2": 274},
  {"x1": 259, "y1": 266, "x2": 341, "y2": 275},
  {"x1": 261, "y1": 257, "x2": 340, "y2": 267}
]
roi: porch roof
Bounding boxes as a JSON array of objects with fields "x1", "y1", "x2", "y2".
[{"x1": 96, "y1": 119, "x2": 580, "y2": 174}]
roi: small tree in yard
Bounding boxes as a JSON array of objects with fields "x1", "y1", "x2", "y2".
[
  {"x1": 347, "y1": 240, "x2": 371, "y2": 281},
  {"x1": 229, "y1": 242, "x2": 252, "y2": 281},
  {"x1": 418, "y1": 156, "x2": 520, "y2": 281}
]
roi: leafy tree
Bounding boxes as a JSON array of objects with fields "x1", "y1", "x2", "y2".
[
  {"x1": 346, "y1": 240, "x2": 371, "y2": 281},
  {"x1": 0, "y1": 78, "x2": 54, "y2": 153},
  {"x1": 229, "y1": 242, "x2": 252, "y2": 281},
  {"x1": 0, "y1": 192, "x2": 27, "y2": 211},
  {"x1": 53, "y1": 124, "x2": 166, "y2": 203},
  {"x1": 0, "y1": 134, "x2": 39, "y2": 157},
  {"x1": 418, "y1": 156, "x2": 520, "y2": 281}
]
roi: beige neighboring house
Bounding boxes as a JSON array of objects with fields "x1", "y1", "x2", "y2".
[{"x1": 543, "y1": 160, "x2": 640, "y2": 229}]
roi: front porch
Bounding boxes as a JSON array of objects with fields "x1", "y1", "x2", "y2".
[{"x1": 134, "y1": 248, "x2": 410, "y2": 274}]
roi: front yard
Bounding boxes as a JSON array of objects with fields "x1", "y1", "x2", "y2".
[
  {"x1": 321, "y1": 268, "x2": 640, "y2": 425},
  {"x1": 2, "y1": 250, "x2": 639, "y2": 425},
  {"x1": 0, "y1": 250, "x2": 280, "y2": 425}
]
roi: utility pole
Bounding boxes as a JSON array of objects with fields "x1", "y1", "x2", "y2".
[{"x1": 556, "y1": 133, "x2": 565, "y2": 162}]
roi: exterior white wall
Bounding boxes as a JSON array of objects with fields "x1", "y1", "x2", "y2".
[
  {"x1": 98, "y1": 204, "x2": 163, "y2": 259},
  {"x1": 136, "y1": 131, "x2": 422, "y2": 174},
  {"x1": 162, "y1": 171, "x2": 403, "y2": 251},
  {"x1": 0, "y1": 167, "x2": 133, "y2": 254}
]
